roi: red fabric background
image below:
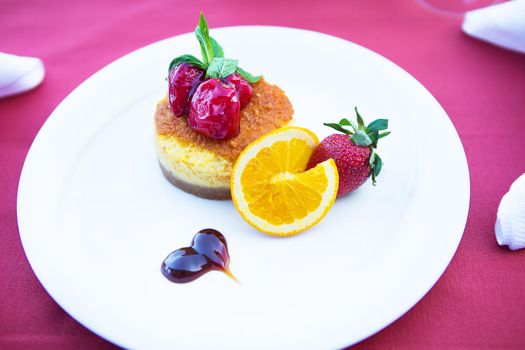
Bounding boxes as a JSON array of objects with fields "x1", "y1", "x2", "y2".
[{"x1": 1, "y1": 0, "x2": 525, "y2": 348}]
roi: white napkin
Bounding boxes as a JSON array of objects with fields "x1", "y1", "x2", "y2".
[
  {"x1": 496, "y1": 174, "x2": 525, "y2": 250},
  {"x1": 462, "y1": 0, "x2": 525, "y2": 54},
  {"x1": 0, "y1": 52, "x2": 45, "y2": 98}
]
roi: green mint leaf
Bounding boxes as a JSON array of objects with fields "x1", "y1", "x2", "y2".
[
  {"x1": 236, "y1": 66, "x2": 262, "y2": 83},
  {"x1": 323, "y1": 123, "x2": 351, "y2": 135},
  {"x1": 210, "y1": 36, "x2": 224, "y2": 58},
  {"x1": 195, "y1": 12, "x2": 214, "y2": 65},
  {"x1": 367, "y1": 119, "x2": 388, "y2": 133},
  {"x1": 355, "y1": 107, "x2": 365, "y2": 130},
  {"x1": 168, "y1": 54, "x2": 206, "y2": 72},
  {"x1": 206, "y1": 57, "x2": 238, "y2": 79},
  {"x1": 350, "y1": 130, "x2": 373, "y2": 146},
  {"x1": 339, "y1": 118, "x2": 357, "y2": 133}
]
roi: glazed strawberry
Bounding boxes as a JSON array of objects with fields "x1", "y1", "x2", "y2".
[
  {"x1": 307, "y1": 108, "x2": 390, "y2": 197},
  {"x1": 188, "y1": 78, "x2": 240, "y2": 139},
  {"x1": 168, "y1": 63, "x2": 206, "y2": 117},
  {"x1": 166, "y1": 13, "x2": 261, "y2": 138},
  {"x1": 224, "y1": 73, "x2": 253, "y2": 109}
]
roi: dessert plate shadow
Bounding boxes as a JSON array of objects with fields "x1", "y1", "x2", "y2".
[{"x1": 17, "y1": 26, "x2": 470, "y2": 349}]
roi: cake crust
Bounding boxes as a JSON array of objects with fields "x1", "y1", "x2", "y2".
[
  {"x1": 155, "y1": 78, "x2": 294, "y2": 162},
  {"x1": 159, "y1": 162, "x2": 231, "y2": 200}
]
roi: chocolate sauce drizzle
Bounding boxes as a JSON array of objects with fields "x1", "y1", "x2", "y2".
[{"x1": 161, "y1": 229, "x2": 236, "y2": 283}]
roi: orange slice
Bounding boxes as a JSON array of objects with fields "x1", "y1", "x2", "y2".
[{"x1": 231, "y1": 126, "x2": 339, "y2": 236}]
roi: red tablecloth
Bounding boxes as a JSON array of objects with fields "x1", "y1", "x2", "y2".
[{"x1": 1, "y1": 0, "x2": 525, "y2": 348}]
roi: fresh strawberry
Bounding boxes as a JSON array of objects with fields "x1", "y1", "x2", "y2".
[{"x1": 307, "y1": 107, "x2": 390, "y2": 197}]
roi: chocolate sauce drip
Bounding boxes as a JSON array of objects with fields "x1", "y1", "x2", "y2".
[{"x1": 161, "y1": 229, "x2": 236, "y2": 283}]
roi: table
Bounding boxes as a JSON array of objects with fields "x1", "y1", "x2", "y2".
[{"x1": 1, "y1": 0, "x2": 524, "y2": 348}]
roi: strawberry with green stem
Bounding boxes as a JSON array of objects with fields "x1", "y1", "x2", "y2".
[{"x1": 307, "y1": 107, "x2": 390, "y2": 197}]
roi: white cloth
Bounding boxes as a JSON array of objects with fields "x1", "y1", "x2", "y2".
[
  {"x1": 0, "y1": 52, "x2": 45, "y2": 98},
  {"x1": 462, "y1": 0, "x2": 525, "y2": 54},
  {"x1": 496, "y1": 174, "x2": 525, "y2": 250}
]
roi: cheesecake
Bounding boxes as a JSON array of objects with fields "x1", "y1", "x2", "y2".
[{"x1": 155, "y1": 78, "x2": 293, "y2": 199}]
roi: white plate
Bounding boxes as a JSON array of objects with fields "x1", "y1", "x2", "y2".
[{"x1": 17, "y1": 27, "x2": 469, "y2": 349}]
